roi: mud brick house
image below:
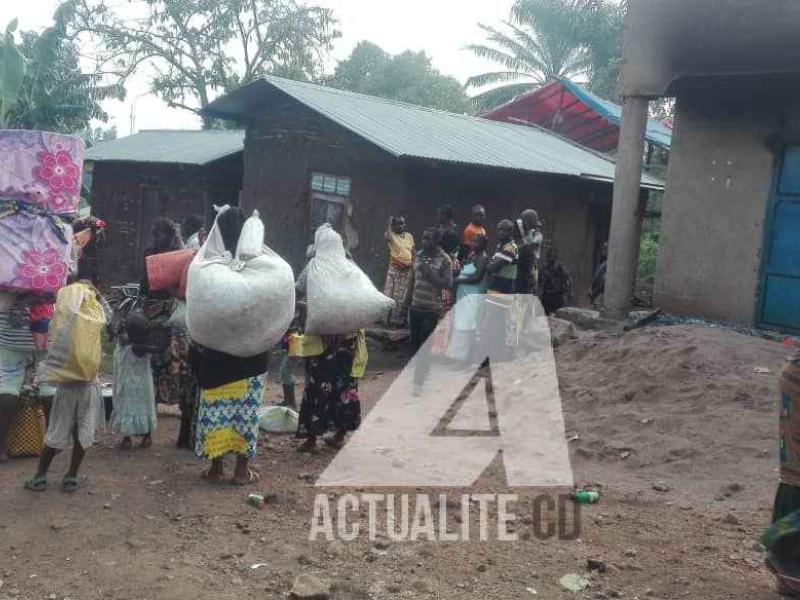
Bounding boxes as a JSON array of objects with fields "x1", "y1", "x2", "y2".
[
  {"x1": 204, "y1": 76, "x2": 661, "y2": 302},
  {"x1": 605, "y1": 0, "x2": 800, "y2": 331},
  {"x1": 85, "y1": 129, "x2": 244, "y2": 286}
]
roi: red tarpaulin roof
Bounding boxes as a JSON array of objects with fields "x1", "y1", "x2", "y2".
[{"x1": 482, "y1": 78, "x2": 672, "y2": 153}]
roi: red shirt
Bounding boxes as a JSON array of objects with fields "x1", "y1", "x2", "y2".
[{"x1": 462, "y1": 223, "x2": 487, "y2": 248}]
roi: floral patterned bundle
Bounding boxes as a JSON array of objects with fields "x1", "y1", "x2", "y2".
[
  {"x1": 0, "y1": 210, "x2": 72, "y2": 297},
  {"x1": 0, "y1": 130, "x2": 82, "y2": 298},
  {"x1": 0, "y1": 130, "x2": 85, "y2": 215}
]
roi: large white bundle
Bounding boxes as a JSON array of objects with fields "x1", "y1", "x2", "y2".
[
  {"x1": 305, "y1": 225, "x2": 394, "y2": 334},
  {"x1": 186, "y1": 207, "x2": 295, "y2": 357}
]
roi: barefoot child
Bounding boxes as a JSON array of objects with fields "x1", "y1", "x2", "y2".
[
  {"x1": 24, "y1": 281, "x2": 107, "y2": 493},
  {"x1": 110, "y1": 312, "x2": 158, "y2": 449}
]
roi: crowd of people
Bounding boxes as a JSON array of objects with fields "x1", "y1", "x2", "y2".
[
  {"x1": 383, "y1": 203, "x2": 572, "y2": 352},
  {"x1": 0, "y1": 207, "x2": 370, "y2": 490},
  {"x1": 0, "y1": 199, "x2": 595, "y2": 495},
  {"x1": 0, "y1": 201, "x2": 575, "y2": 491},
  {"x1": 0, "y1": 199, "x2": 799, "y2": 598}
]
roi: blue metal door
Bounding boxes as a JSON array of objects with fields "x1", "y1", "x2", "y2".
[{"x1": 760, "y1": 146, "x2": 800, "y2": 331}]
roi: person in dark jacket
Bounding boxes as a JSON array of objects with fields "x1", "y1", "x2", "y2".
[
  {"x1": 436, "y1": 204, "x2": 461, "y2": 258},
  {"x1": 589, "y1": 242, "x2": 609, "y2": 306},
  {"x1": 515, "y1": 209, "x2": 544, "y2": 295},
  {"x1": 539, "y1": 248, "x2": 572, "y2": 315}
]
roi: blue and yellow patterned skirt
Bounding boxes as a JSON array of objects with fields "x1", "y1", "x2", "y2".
[{"x1": 195, "y1": 375, "x2": 264, "y2": 460}]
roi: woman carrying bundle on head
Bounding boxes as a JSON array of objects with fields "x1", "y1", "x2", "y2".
[
  {"x1": 294, "y1": 224, "x2": 377, "y2": 453},
  {"x1": 189, "y1": 207, "x2": 270, "y2": 485}
]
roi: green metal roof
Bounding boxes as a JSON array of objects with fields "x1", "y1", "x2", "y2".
[
  {"x1": 205, "y1": 76, "x2": 663, "y2": 189},
  {"x1": 84, "y1": 129, "x2": 245, "y2": 166}
]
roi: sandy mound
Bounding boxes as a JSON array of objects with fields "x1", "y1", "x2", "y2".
[{"x1": 556, "y1": 325, "x2": 788, "y2": 504}]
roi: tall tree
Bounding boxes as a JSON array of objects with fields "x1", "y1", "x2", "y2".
[
  {"x1": 73, "y1": 0, "x2": 339, "y2": 128},
  {"x1": 331, "y1": 42, "x2": 470, "y2": 112},
  {"x1": 2, "y1": 3, "x2": 123, "y2": 132},
  {"x1": 521, "y1": 0, "x2": 625, "y2": 100},
  {"x1": 466, "y1": 0, "x2": 625, "y2": 111},
  {"x1": 329, "y1": 42, "x2": 469, "y2": 113},
  {"x1": 466, "y1": 0, "x2": 590, "y2": 111}
]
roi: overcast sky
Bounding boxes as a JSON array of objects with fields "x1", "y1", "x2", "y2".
[{"x1": 4, "y1": 1, "x2": 509, "y2": 135}]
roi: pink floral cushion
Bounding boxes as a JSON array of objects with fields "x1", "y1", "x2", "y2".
[
  {"x1": 0, "y1": 211, "x2": 71, "y2": 297},
  {"x1": 0, "y1": 130, "x2": 85, "y2": 216}
]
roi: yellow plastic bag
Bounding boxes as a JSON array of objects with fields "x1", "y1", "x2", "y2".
[
  {"x1": 41, "y1": 283, "x2": 106, "y2": 383},
  {"x1": 288, "y1": 333, "x2": 324, "y2": 358},
  {"x1": 351, "y1": 330, "x2": 368, "y2": 379}
]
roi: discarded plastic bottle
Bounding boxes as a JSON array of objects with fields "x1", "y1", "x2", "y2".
[
  {"x1": 247, "y1": 493, "x2": 266, "y2": 508},
  {"x1": 571, "y1": 490, "x2": 600, "y2": 504}
]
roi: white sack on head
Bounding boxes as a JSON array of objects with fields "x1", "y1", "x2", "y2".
[
  {"x1": 305, "y1": 224, "x2": 394, "y2": 334},
  {"x1": 186, "y1": 207, "x2": 295, "y2": 357}
]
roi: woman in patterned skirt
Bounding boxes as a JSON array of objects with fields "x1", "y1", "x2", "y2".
[
  {"x1": 296, "y1": 332, "x2": 362, "y2": 453},
  {"x1": 189, "y1": 207, "x2": 268, "y2": 485}
]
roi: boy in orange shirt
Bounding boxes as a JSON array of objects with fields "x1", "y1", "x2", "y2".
[{"x1": 462, "y1": 205, "x2": 487, "y2": 258}]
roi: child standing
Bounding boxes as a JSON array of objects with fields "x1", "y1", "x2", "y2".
[
  {"x1": 24, "y1": 281, "x2": 107, "y2": 493},
  {"x1": 110, "y1": 312, "x2": 158, "y2": 449}
]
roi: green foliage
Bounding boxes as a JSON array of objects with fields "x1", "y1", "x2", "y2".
[
  {"x1": 81, "y1": 124, "x2": 118, "y2": 146},
  {"x1": 467, "y1": 0, "x2": 626, "y2": 111},
  {"x1": 0, "y1": 20, "x2": 26, "y2": 127},
  {"x1": 74, "y1": 0, "x2": 339, "y2": 127},
  {"x1": 329, "y1": 41, "x2": 469, "y2": 113},
  {"x1": 3, "y1": 3, "x2": 124, "y2": 133},
  {"x1": 638, "y1": 230, "x2": 660, "y2": 281}
]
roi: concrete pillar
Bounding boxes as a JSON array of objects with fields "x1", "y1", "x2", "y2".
[{"x1": 602, "y1": 95, "x2": 649, "y2": 319}]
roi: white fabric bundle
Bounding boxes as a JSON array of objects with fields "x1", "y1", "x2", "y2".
[
  {"x1": 305, "y1": 224, "x2": 394, "y2": 334},
  {"x1": 186, "y1": 207, "x2": 295, "y2": 357}
]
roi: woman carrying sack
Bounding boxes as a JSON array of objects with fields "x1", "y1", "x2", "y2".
[
  {"x1": 189, "y1": 207, "x2": 270, "y2": 485},
  {"x1": 294, "y1": 226, "x2": 370, "y2": 453}
]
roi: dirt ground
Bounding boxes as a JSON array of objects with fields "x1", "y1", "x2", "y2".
[{"x1": 0, "y1": 324, "x2": 791, "y2": 600}]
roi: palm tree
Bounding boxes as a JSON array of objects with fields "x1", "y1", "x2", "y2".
[
  {"x1": 466, "y1": 0, "x2": 621, "y2": 112},
  {"x1": 466, "y1": 0, "x2": 590, "y2": 111}
]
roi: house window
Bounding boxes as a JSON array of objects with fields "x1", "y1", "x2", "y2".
[
  {"x1": 311, "y1": 172, "x2": 351, "y2": 197},
  {"x1": 308, "y1": 172, "x2": 352, "y2": 244}
]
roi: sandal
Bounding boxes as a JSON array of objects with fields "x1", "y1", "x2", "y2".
[
  {"x1": 24, "y1": 475, "x2": 48, "y2": 492},
  {"x1": 323, "y1": 435, "x2": 345, "y2": 449},
  {"x1": 200, "y1": 468, "x2": 226, "y2": 485},
  {"x1": 140, "y1": 435, "x2": 152, "y2": 449},
  {"x1": 62, "y1": 475, "x2": 79, "y2": 494},
  {"x1": 296, "y1": 439, "x2": 319, "y2": 454},
  {"x1": 230, "y1": 469, "x2": 260, "y2": 486}
]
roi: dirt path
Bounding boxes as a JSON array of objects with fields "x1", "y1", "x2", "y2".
[{"x1": 0, "y1": 325, "x2": 788, "y2": 600}]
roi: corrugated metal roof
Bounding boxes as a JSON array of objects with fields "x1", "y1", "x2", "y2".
[
  {"x1": 205, "y1": 76, "x2": 663, "y2": 189},
  {"x1": 84, "y1": 129, "x2": 245, "y2": 166}
]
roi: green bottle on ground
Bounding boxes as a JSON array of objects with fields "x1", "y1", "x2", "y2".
[{"x1": 571, "y1": 490, "x2": 600, "y2": 504}]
